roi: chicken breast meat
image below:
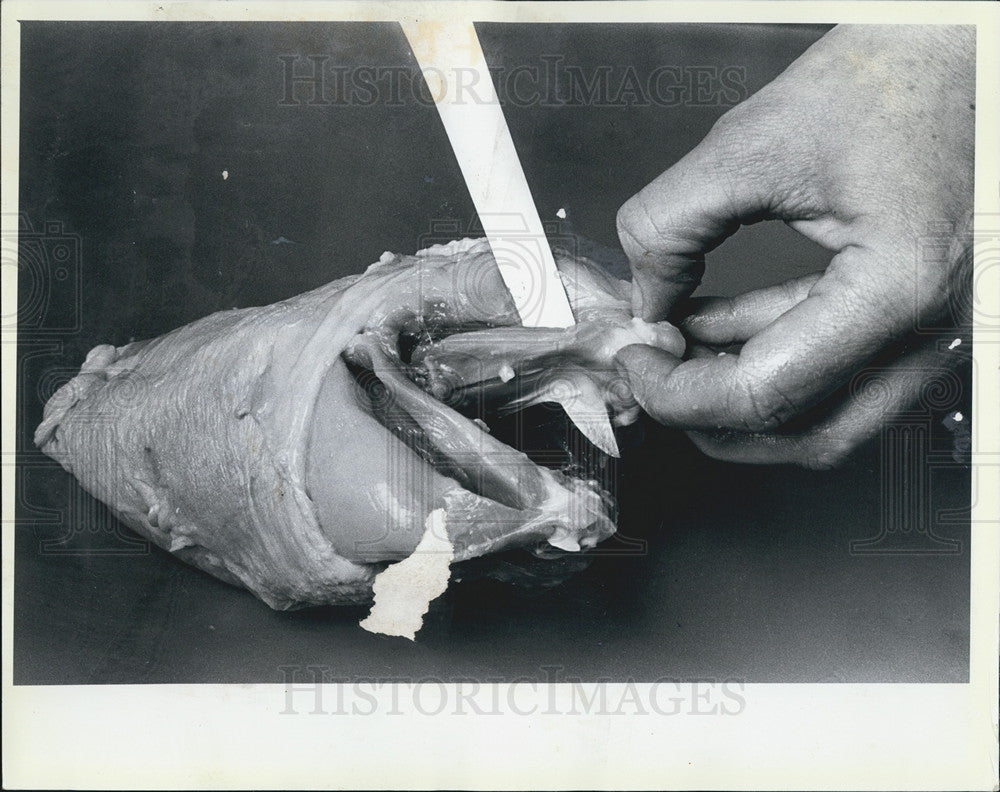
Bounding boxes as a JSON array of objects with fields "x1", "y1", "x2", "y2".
[{"x1": 35, "y1": 238, "x2": 684, "y2": 609}]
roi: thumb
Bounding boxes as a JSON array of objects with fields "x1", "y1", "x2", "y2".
[
  {"x1": 616, "y1": 114, "x2": 783, "y2": 321},
  {"x1": 614, "y1": 344, "x2": 683, "y2": 425}
]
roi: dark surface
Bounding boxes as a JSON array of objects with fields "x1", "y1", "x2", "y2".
[{"x1": 14, "y1": 22, "x2": 970, "y2": 684}]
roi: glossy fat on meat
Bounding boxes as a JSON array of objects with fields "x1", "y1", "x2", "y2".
[{"x1": 34, "y1": 238, "x2": 683, "y2": 609}]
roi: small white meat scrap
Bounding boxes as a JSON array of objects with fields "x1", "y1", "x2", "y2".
[{"x1": 359, "y1": 509, "x2": 453, "y2": 640}]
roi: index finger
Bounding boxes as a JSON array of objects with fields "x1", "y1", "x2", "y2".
[{"x1": 616, "y1": 108, "x2": 796, "y2": 322}]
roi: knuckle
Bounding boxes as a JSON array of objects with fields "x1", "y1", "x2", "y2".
[
  {"x1": 685, "y1": 428, "x2": 746, "y2": 462},
  {"x1": 615, "y1": 200, "x2": 636, "y2": 238},
  {"x1": 799, "y1": 440, "x2": 854, "y2": 470},
  {"x1": 778, "y1": 277, "x2": 805, "y2": 306},
  {"x1": 793, "y1": 420, "x2": 867, "y2": 470},
  {"x1": 728, "y1": 371, "x2": 796, "y2": 432},
  {"x1": 706, "y1": 101, "x2": 773, "y2": 164},
  {"x1": 708, "y1": 100, "x2": 754, "y2": 139},
  {"x1": 704, "y1": 96, "x2": 823, "y2": 220},
  {"x1": 632, "y1": 371, "x2": 672, "y2": 425},
  {"x1": 818, "y1": 264, "x2": 908, "y2": 339},
  {"x1": 617, "y1": 196, "x2": 669, "y2": 268}
]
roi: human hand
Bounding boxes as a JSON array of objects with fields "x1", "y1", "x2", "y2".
[{"x1": 614, "y1": 24, "x2": 974, "y2": 468}]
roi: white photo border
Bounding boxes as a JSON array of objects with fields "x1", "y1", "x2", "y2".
[{"x1": 2, "y1": 2, "x2": 997, "y2": 789}]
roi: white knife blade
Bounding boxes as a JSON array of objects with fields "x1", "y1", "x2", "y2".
[{"x1": 402, "y1": 19, "x2": 620, "y2": 457}]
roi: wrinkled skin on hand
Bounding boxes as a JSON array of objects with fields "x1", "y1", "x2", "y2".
[
  {"x1": 35, "y1": 238, "x2": 682, "y2": 608},
  {"x1": 615, "y1": 25, "x2": 974, "y2": 468}
]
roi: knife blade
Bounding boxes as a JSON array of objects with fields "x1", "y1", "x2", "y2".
[{"x1": 401, "y1": 19, "x2": 620, "y2": 457}]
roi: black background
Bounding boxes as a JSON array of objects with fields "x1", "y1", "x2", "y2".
[{"x1": 15, "y1": 22, "x2": 970, "y2": 684}]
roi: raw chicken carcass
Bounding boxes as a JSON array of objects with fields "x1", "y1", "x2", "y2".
[{"x1": 35, "y1": 238, "x2": 684, "y2": 609}]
